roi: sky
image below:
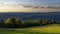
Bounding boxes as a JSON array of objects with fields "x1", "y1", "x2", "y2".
[
  {"x1": 0, "y1": 0, "x2": 60, "y2": 12},
  {"x1": 0, "y1": 0, "x2": 60, "y2": 7}
]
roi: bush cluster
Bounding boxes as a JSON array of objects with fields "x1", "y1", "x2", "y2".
[{"x1": 0, "y1": 17, "x2": 56, "y2": 28}]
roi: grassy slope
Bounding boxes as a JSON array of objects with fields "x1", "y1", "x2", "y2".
[{"x1": 0, "y1": 24, "x2": 60, "y2": 34}]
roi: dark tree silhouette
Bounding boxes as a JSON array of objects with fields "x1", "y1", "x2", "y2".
[
  {"x1": 0, "y1": 20, "x2": 5, "y2": 27},
  {"x1": 15, "y1": 18, "x2": 22, "y2": 27}
]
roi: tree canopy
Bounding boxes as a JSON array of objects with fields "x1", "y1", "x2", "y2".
[{"x1": 0, "y1": 17, "x2": 56, "y2": 28}]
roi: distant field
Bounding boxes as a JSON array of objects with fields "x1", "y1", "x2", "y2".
[{"x1": 0, "y1": 24, "x2": 60, "y2": 34}]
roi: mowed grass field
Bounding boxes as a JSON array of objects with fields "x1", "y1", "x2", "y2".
[{"x1": 0, "y1": 24, "x2": 60, "y2": 34}]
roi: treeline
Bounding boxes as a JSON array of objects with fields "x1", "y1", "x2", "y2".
[{"x1": 0, "y1": 17, "x2": 56, "y2": 28}]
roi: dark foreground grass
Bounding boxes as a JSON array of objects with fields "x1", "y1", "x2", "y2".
[{"x1": 0, "y1": 24, "x2": 60, "y2": 34}]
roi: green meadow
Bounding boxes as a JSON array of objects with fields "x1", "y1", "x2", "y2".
[{"x1": 0, "y1": 24, "x2": 60, "y2": 34}]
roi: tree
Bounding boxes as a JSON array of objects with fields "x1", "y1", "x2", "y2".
[
  {"x1": 15, "y1": 18, "x2": 22, "y2": 27},
  {"x1": 5, "y1": 17, "x2": 22, "y2": 28},
  {"x1": 36, "y1": 20, "x2": 43, "y2": 25},
  {"x1": 47, "y1": 20, "x2": 56, "y2": 24},
  {"x1": 23, "y1": 20, "x2": 36, "y2": 27},
  {"x1": 5, "y1": 18, "x2": 15, "y2": 28},
  {"x1": 0, "y1": 20, "x2": 5, "y2": 27}
]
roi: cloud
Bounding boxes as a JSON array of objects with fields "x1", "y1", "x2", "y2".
[
  {"x1": 0, "y1": 2, "x2": 20, "y2": 7},
  {"x1": 0, "y1": 2, "x2": 60, "y2": 9}
]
